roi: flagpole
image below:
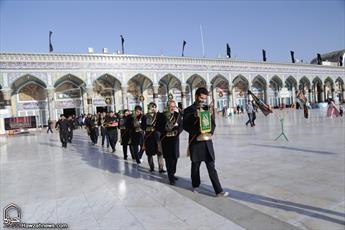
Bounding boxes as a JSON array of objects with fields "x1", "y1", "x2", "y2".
[
  {"x1": 49, "y1": 31, "x2": 53, "y2": 53},
  {"x1": 200, "y1": 24, "x2": 205, "y2": 58}
]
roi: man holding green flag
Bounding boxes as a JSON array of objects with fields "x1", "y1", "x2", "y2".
[{"x1": 183, "y1": 87, "x2": 228, "y2": 197}]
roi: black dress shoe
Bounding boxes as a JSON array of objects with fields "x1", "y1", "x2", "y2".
[
  {"x1": 174, "y1": 176, "x2": 179, "y2": 180},
  {"x1": 159, "y1": 170, "x2": 166, "y2": 173},
  {"x1": 169, "y1": 180, "x2": 175, "y2": 185},
  {"x1": 149, "y1": 168, "x2": 155, "y2": 172}
]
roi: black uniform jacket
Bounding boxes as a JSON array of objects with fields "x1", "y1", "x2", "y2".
[
  {"x1": 182, "y1": 103, "x2": 216, "y2": 162},
  {"x1": 157, "y1": 111, "x2": 183, "y2": 159}
]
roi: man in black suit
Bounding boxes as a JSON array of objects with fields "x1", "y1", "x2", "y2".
[
  {"x1": 141, "y1": 102, "x2": 165, "y2": 173},
  {"x1": 67, "y1": 115, "x2": 75, "y2": 143},
  {"x1": 183, "y1": 87, "x2": 228, "y2": 197},
  {"x1": 55, "y1": 114, "x2": 70, "y2": 148},
  {"x1": 105, "y1": 111, "x2": 119, "y2": 152},
  {"x1": 129, "y1": 106, "x2": 144, "y2": 164},
  {"x1": 119, "y1": 109, "x2": 131, "y2": 160},
  {"x1": 158, "y1": 100, "x2": 183, "y2": 185}
]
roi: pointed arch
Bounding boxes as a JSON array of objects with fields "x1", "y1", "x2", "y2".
[
  {"x1": 232, "y1": 74, "x2": 249, "y2": 87},
  {"x1": 269, "y1": 75, "x2": 283, "y2": 90},
  {"x1": 126, "y1": 73, "x2": 154, "y2": 111},
  {"x1": 127, "y1": 73, "x2": 153, "y2": 96},
  {"x1": 11, "y1": 74, "x2": 47, "y2": 93},
  {"x1": 158, "y1": 74, "x2": 182, "y2": 109},
  {"x1": 159, "y1": 73, "x2": 182, "y2": 93},
  {"x1": 324, "y1": 77, "x2": 334, "y2": 87},
  {"x1": 186, "y1": 74, "x2": 207, "y2": 89},
  {"x1": 94, "y1": 73, "x2": 122, "y2": 97},
  {"x1": 54, "y1": 74, "x2": 85, "y2": 88},
  {"x1": 252, "y1": 75, "x2": 267, "y2": 89},
  {"x1": 299, "y1": 76, "x2": 311, "y2": 90},
  {"x1": 285, "y1": 76, "x2": 297, "y2": 90}
]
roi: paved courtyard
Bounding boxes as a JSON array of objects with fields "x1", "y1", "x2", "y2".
[{"x1": 0, "y1": 108, "x2": 344, "y2": 230}]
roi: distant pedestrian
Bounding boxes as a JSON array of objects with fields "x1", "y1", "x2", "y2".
[
  {"x1": 236, "y1": 105, "x2": 240, "y2": 114},
  {"x1": 339, "y1": 105, "x2": 344, "y2": 117},
  {"x1": 327, "y1": 99, "x2": 340, "y2": 118},
  {"x1": 245, "y1": 100, "x2": 254, "y2": 127},
  {"x1": 252, "y1": 102, "x2": 257, "y2": 126},
  {"x1": 55, "y1": 114, "x2": 70, "y2": 148},
  {"x1": 47, "y1": 118, "x2": 53, "y2": 133}
]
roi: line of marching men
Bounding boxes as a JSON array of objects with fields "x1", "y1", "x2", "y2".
[
  {"x1": 83, "y1": 100, "x2": 181, "y2": 185},
  {"x1": 56, "y1": 87, "x2": 229, "y2": 197}
]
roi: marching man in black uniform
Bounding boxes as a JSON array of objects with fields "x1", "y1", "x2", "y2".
[
  {"x1": 105, "y1": 111, "x2": 119, "y2": 153},
  {"x1": 89, "y1": 115, "x2": 99, "y2": 145},
  {"x1": 129, "y1": 106, "x2": 144, "y2": 164},
  {"x1": 142, "y1": 102, "x2": 165, "y2": 173},
  {"x1": 158, "y1": 100, "x2": 183, "y2": 185},
  {"x1": 100, "y1": 112, "x2": 109, "y2": 148},
  {"x1": 55, "y1": 114, "x2": 70, "y2": 148},
  {"x1": 183, "y1": 87, "x2": 229, "y2": 197},
  {"x1": 119, "y1": 109, "x2": 131, "y2": 160},
  {"x1": 67, "y1": 115, "x2": 75, "y2": 143}
]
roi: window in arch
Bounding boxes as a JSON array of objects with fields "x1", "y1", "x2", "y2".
[
  {"x1": 18, "y1": 83, "x2": 46, "y2": 101},
  {"x1": 55, "y1": 82, "x2": 81, "y2": 99}
]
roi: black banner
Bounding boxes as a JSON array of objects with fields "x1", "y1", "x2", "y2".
[
  {"x1": 49, "y1": 31, "x2": 53, "y2": 52},
  {"x1": 5, "y1": 116, "x2": 37, "y2": 130},
  {"x1": 248, "y1": 90, "x2": 272, "y2": 116}
]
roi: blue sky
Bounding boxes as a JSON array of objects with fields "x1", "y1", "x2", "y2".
[{"x1": 0, "y1": 0, "x2": 344, "y2": 63}]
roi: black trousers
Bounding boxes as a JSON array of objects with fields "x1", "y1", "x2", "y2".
[
  {"x1": 252, "y1": 112, "x2": 256, "y2": 125},
  {"x1": 107, "y1": 129, "x2": 118, "y2": 151},
  {"x1": 101, "y1": 127, "x2": 109, "y2": 147},
  {"x1": 129, "y1": 145, "x2": 141, "y2": 163},
  {"x1": 245, "y1": 113, "x2": 254, "y2": 126},
  {"x1": 165, "y1": 158, "x2": 178, "y2": 182},
  {"x1": 147, "y1": 153, "x2": 164, "y2": 171},
  {"x1": 59, "y1": 132, "x2": 68, "y2": 147},
  {"x1": 122, "y1": 144, "x2": 129, "y2": 159},
  {"x1": 90, "y1": 128, "x2": 99, "y2": 144},
  {"x1": 68, "y1": 130, "x2": 73, "y2": 142},
  {"x1": 191, "y1": 161, "x2": 223, "y2": 194},
  {"x1": 47, "y1": 127, "x2": 53, "y2": 133}
]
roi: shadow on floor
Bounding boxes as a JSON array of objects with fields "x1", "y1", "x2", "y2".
[
  {"x1": 69, "y1": 134, "x2": 345, "y2": 226},
  {"x1": 250, "y1": 143, "x2": 338, "y2": 155}
]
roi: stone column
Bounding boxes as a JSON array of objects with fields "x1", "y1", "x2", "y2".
[
  {"x1": 121, "y1": 86, "x2": 128, "y2": 110},
  {"x1": 292, "y1": 86, "x2": 296, "y2": 104},
  {"x1": 111, "y1": 89, "x2": 116, "y2": 112},
  {"x1": 310, "y1": 85, "x2": 315, "y2": 103},
  {"x1": 86, "y1": 87, "x2": 94, "y2": 114},
  {"x1": 227, "y1": 85, "x2": 232, "y2": 109},
  {"x1": 232, "y1": 87, "x2": 236, "y2": 107},
  {"x1": 264, "y1": 83, "x2": 269, "y2": 104},
  {"x1": 308, "y1": 89, "x2": 312, "y2": 102},
  {"x1": 277, "y1": 87, "x2": 281, "y2": 107},
  {"x1": 47, "y1": 88, "x2": 55, "y2": 121},
  {"x1": 331, "y1": 88, "x2": 335, "y2": 99},
  {"x1": 152, "y1": 85, "x2": 159, "y2": 105},
  {"x1": 321, "y1": 85, "x2": 325, "y2": 102},
  {"x1": 181, "y1": 84, "x2": 187, "y2": 109},
  {"x1": 2, "y1": 89, "x2": 13, "y2": 117},
  {"x1": 207, "y1": 84, "x2": 214, "y2": 105}
]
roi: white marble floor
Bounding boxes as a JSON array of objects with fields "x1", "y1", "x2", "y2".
[{"x1": 0, "y1": 108, "x2": 344, "y2": 230}]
